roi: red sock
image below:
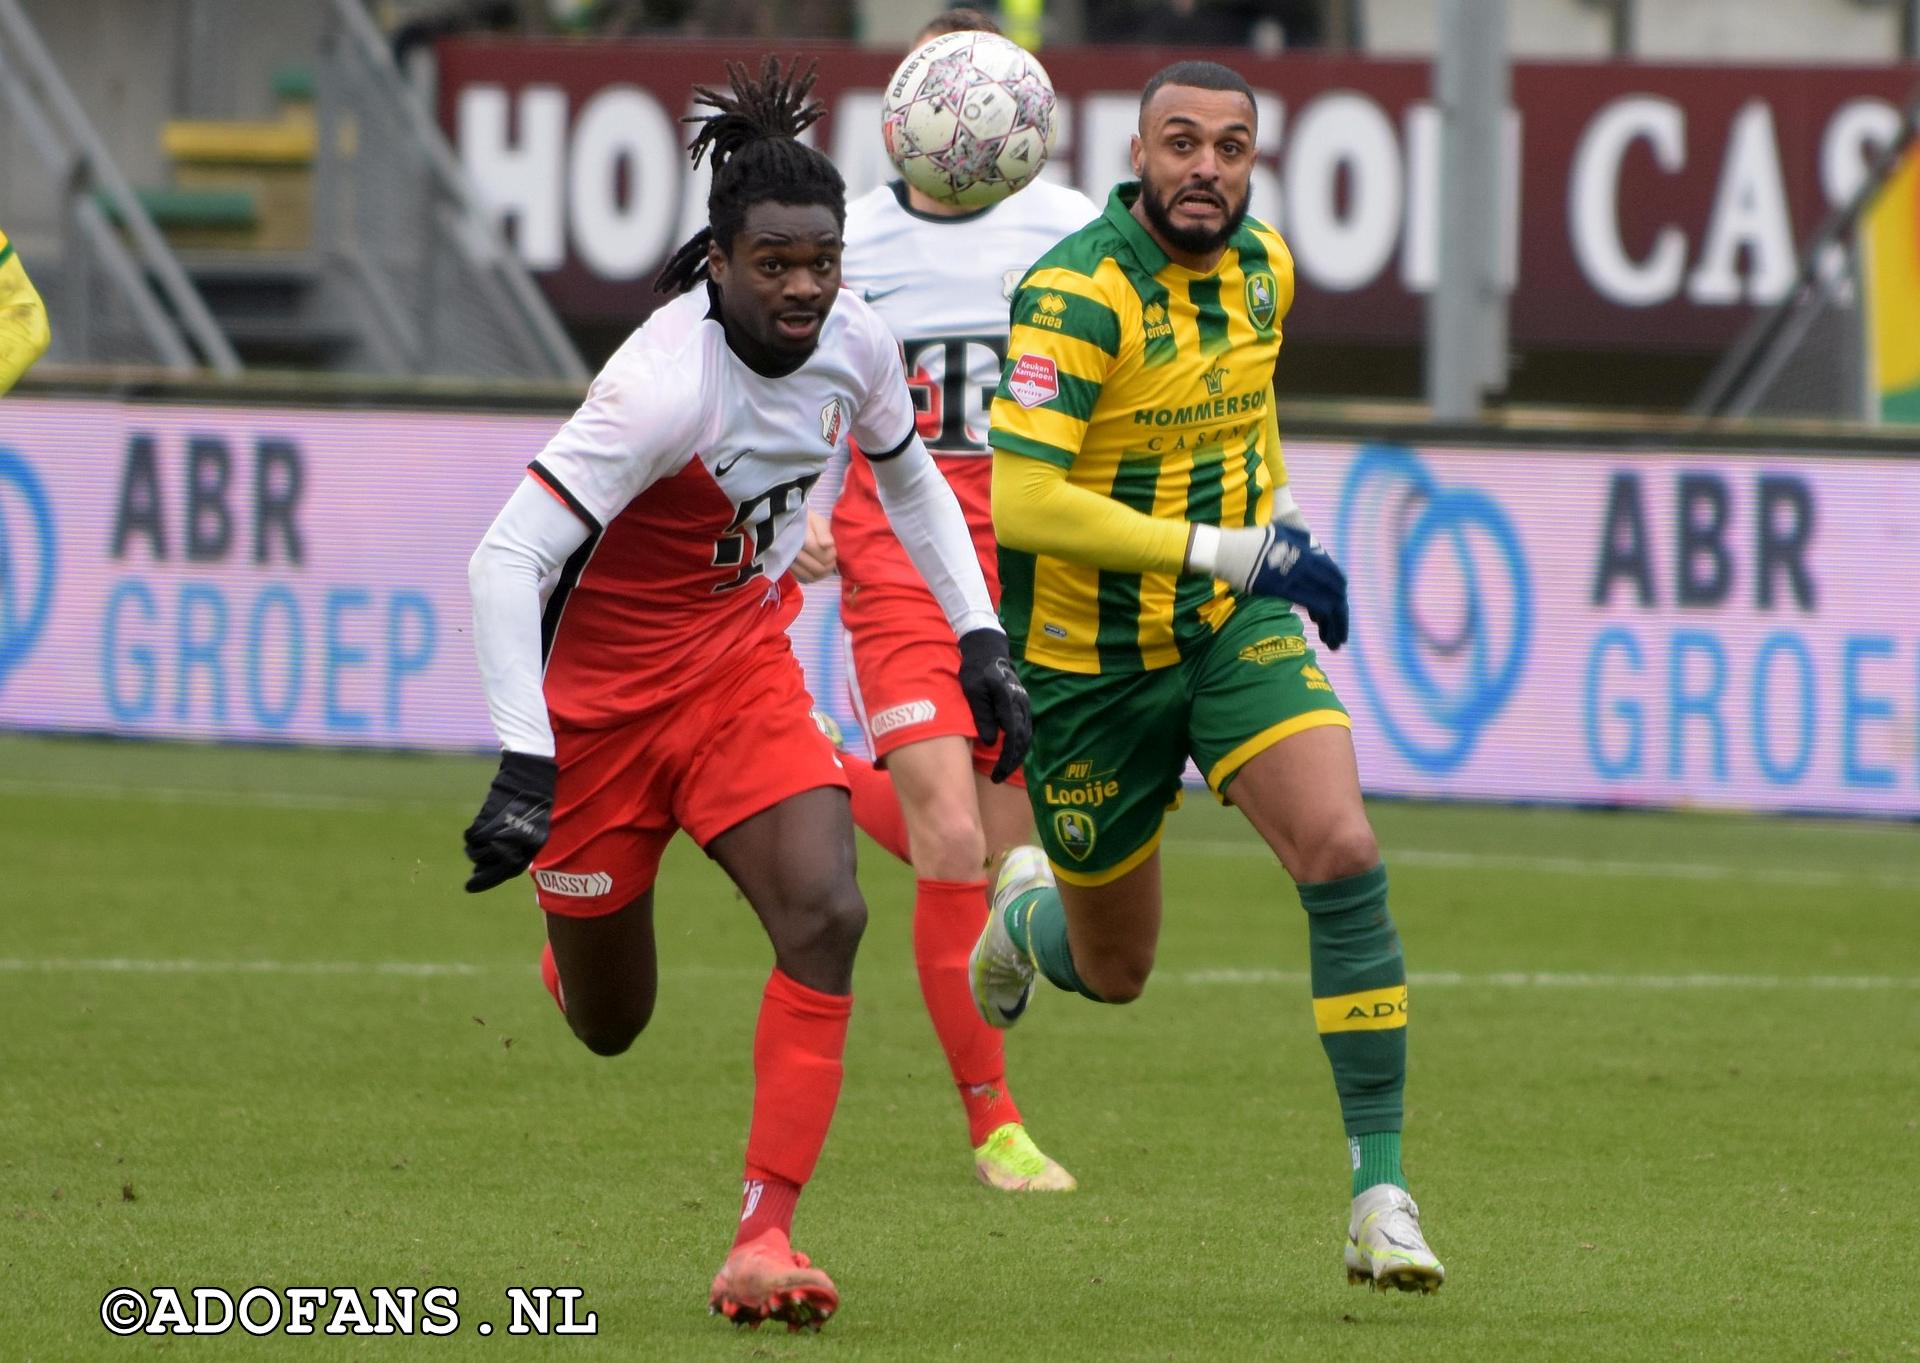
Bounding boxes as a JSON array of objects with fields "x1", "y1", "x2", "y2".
[
  {"x1": 915, "y1": 878, "x2": 1022, "y2": 1146},
  {"x1": 843, "y1": 757, "x2": 911, "y2": 864},
  {"x1": 539, "y1": 941, "x2": 565, "y2": 1014},
  {"x1": 734, "y1": 970, "x2": 852, "y2": 1250},
  {"x1": 734, "y1": 1172, "x2": 801, "y2": 1250}
]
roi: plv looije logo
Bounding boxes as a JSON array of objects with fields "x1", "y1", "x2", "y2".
[
  {"x1": 1335, "y1": 445, "x2": 1531, "y2": 774},
  {"x1": 0, "y1": 447, "x2": 57, "y2": 693}
]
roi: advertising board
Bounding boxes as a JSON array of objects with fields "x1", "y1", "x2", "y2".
[{"x1": 2, "y1": 398, "x2": 1914, "y2": 815}]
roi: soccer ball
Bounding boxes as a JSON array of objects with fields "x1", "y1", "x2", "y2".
[{"x1": 880, "y1": 31, "x2": 1059, "y2": 209}]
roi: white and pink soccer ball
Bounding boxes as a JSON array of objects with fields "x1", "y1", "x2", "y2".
[{"x1": 880, "y1": 30, "x2": 1059, "y2": 209}]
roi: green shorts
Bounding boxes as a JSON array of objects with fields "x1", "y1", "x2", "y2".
[{"x1": 1019, "y1": 598, "x2": 1349, "y2": 886}]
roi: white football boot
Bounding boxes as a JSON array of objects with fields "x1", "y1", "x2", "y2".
[
  {"x1": 1345, "y1": 1184, "x2": 1446, "y2": 1293},
  {"x1": 968, "y1": 846, "x2": 1051, "y2": 1029}
]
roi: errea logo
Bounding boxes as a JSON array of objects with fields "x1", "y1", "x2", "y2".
[{"x1": 1028, "y1": 292, "x2": 1069, "y2": 330}]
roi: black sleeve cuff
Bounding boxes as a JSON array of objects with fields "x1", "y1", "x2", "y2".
[
  {"x1": 864, "y1": 427, "x2": 917, "y2": 462},
  {"x1": 528, "y1": 460, "x2": 602, "y2": 534}
]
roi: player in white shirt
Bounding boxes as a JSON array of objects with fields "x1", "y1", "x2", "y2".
[
  {"x1": 461, "y1": 56, "x2": 1031, "y2": 1332},
  {"x1": 793, "y1": 11, "x2": 1099, "y2": 1197}
]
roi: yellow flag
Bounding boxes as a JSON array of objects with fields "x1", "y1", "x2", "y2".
[{"x1": 1865, "y1": 140, "x2": 1920, "y2": 423}]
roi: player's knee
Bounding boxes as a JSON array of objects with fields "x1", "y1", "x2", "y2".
[
  {"x1": 1082, "y1": 950, "x2": 1154, "y2": 1004},
  {"x1": 1302, "y1": 821, "x2": 1381, "y2": 884},
  {"x1": 569, "y1": 1003, "x2": 652, "y2": 1057},
  {"x1": 782, "y1": 876, "x2": 869, "y2": 962},
  {"x1": 907, "y1": 803, "x2": 987, "y2": 881}
]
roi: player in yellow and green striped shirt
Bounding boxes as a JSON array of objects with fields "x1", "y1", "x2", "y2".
[
  {"x1": 971, "y1": 61, "x2": 1446, "y2": 1294},
  {"x1": 0, "y1": 227, "x2": 51, "y2": 395}
]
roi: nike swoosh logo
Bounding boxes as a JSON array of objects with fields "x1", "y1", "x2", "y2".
[
  {"x1": 861, "y1": 286, "x2": 906, "y2": 303},
  {"x1": 713, "y1": 448, "x2": 754, "y2": 477}
]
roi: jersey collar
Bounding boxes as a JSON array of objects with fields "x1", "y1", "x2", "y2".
[
  {"x1": 1104, "y1": 182, "x2": 1172, "y2": 273},
  {"x1": 889, "y1": 179, "x2": 997, "y2": 224}
]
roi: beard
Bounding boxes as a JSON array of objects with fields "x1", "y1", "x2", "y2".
[{"x1": 1138, "y1": 173, "x2": 1250, "y2": 256}]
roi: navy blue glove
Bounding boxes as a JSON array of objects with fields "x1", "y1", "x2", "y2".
[
  {"x1": 1240, "y1": 524, "x2": 1349, "y2": 651},
  {"x1": 958, "y1": 628, "x2": 1032, "y2": 783},
  {"x1": 463, "y1": 751, "x2": 557, "y2": 892}
]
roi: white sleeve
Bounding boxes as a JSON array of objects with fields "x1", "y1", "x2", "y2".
[
  {"x1": 868, "y1": 435, "x2": 1001, "y2": 638},
  {"x1": 529, "y1": 342, "x2": 702, "y2": 528},
  {"x1": 848, "y1": 297, "x2": 918, "y2": 458},
  {"x1": 468, "y1": 477, "x2": 592, "y2": 759}
]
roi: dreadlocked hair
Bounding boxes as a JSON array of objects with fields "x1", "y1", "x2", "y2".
[{"x1": 653, "y1": 55, "x2": 846, "y2": 295}]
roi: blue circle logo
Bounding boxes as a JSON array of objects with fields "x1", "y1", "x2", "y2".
[
  {"x1": 0, "y1": 447, "x2": 57, "y2": 692},
  {"x1": 1336, "y1": 444, "x2": 1530, "y2": 773}
]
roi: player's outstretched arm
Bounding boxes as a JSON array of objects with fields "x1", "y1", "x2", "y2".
[
  {"x1": 462, "y1": 479, "x2": 590, "y2": 890},
  {"x1": 994, "y1": 452, "x2": 1348, "y2": 650},
  {"x1": 869, "y1": 435, "x2": 1032, "y2": 779}
]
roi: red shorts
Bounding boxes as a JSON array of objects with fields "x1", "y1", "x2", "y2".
[
  {"x1": 841, "y1": 580, "x2": 1023, "y2": 785},
  {"x1": 531, "y1": 631, "x2": 848, "y2": 916}
]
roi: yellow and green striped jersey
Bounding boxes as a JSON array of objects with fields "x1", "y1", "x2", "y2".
[{"x1": 990, "y1": 183, "x2": 1295, "y2": 674}]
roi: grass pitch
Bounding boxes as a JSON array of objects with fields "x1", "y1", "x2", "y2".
[{"x1": 2, "y1": 734, "x2": 1916, "y2": 1361}]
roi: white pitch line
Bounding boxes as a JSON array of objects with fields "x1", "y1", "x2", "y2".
[
  {"x1": 1178, "y1": 840, "x2": 1917, "y2": 892},
  {"x1": 0, "y1": 957, "x2": 486, "y2": 977},
  {"x1": 1, "y1": 782, "x2": 1912, "y2": 890},
  {"x1": 0, "y1": 958, "x2": 1915, "y2": 991},
  {"x1": 0, "y1": 779, "x2": 459, "y2": 813}
]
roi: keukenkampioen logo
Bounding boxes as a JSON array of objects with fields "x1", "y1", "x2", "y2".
[
  {"x1": 0, "y1": 448, "x2": 56, "y2": 694},
  {"x1": 1336, "y1": 445, "x2": 1530, "y2": 773}
]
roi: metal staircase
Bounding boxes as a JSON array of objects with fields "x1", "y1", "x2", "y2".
[
  {"x1": 0, "y1": 0, "x2": 239, "y2": 373},
  {"x1": 0, "y1": 0, "x2": 585, "y2": 382}
]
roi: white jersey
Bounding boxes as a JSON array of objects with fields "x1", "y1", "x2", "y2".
[
  {"x1": 827, "y1": 178, "x2": 1099, "y2": 600},
  {"x1": 841, "y1": 179, "x2": 1100, "y2": 457},
  {"x1": 468, "y1": 282, "x2": 996, "y2": 753},
  {"x1": 531, "y1": 283, "x2": 916, "y2": 586}
]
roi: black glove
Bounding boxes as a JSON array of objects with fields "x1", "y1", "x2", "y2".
[
  {"x1": 463, "y1": 751, "x2": 557, "y2": 892},
  {"x1": 1244, "y1": 524, "x2": 1349, "y2": 651},
  {"x1": 957, "y1": 628, "x2": 1033, "y2": 783}
]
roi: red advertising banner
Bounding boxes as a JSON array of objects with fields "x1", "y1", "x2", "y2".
[{"x1": 435, "y1": 39, "x2": 1919, "y2": 350}]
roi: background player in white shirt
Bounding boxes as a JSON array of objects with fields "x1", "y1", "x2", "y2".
[
  {"x1": 462, "y1": 57, "x2": 1031, "y2": 1332},
  {"x1": 794, "y1": 11, "x2": 1099, "y2": 1196}
]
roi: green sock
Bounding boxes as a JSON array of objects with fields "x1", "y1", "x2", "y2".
[
  {"x1": 1003, "y1": 887, "x2": 1104, "y2": 1001},
  {"x1": 1298, "y1": 864, "x2": 1409, "y2": 1191},
  {"x1": 1349, "y1": 1131, "x2": 1406, "y2": 1197}
]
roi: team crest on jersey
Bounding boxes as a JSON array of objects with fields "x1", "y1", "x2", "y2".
[
  {"x1": 1053, "y1": 809, "x2": 1096, "y2": 861},
  {"x1": 820, "y1": 396, "x2": 848, "y2": 447},
  {"x1": 1244, "y1": 271, "x2": 1278, "y2": 329},
  {"x1": 1007, "y1": 353, "x2": 1059, "y2": 408}
]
